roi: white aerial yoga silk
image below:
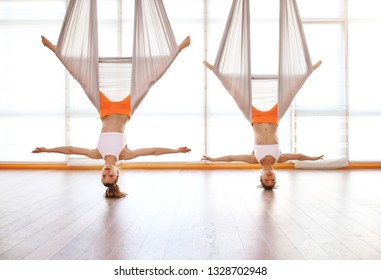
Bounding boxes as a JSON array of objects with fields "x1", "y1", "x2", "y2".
[
  {"x1": 55, "y1": 0, "x2": 179, "y2": 115},
  {"x1": 278, "y1": 0, "x2": 312, "y2": 120},
  {"x1": 56, "y1": 0, "x2": 99, "y2": 109},
  {"x1": 210, "y1": 0, "x2": 252, "y2": 123},
  {"x1": 206, "y1": 0, "x2": 313, "y2": 123}
]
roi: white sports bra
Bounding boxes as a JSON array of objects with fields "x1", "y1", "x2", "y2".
[
  {"x1": 253, "y1": 144, "x2": 281, "y2": 162},
  {"x1": 97, "y1": 132, "x2": 126, "y2": 160}
]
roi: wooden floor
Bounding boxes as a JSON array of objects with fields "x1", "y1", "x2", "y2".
[{"x1": 0, "y1": 168, "x2": 381, "y2": 260}]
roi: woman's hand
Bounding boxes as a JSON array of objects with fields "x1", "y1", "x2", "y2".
[
  {"x1": 32, "y1": 147, "x2": 48, "y2": 153},
  {"x1": 313, "y1": 155, "x2": 324, "y2": 160},
  {"x1": 177, "y1": 147, "x2": 191, "y2": 153},
  {"x1": 201, "y1": 155, "x2": 213, "y2": 161}
]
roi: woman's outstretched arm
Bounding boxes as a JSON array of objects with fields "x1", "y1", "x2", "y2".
[
  {"x1": 125, "y1": 146, "x2": 191, "y2": 160},
  {"x1": 32, "y1": 146, "x2": 101, "y2": 159},
  {"x1": 278, "y1": 153, "x2": 324, "y2": 163},
  {"x1": 202, "y1": 154, "x2": 258, "y2": 164}
]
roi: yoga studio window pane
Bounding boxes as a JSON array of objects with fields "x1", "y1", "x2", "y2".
[
  {"x1": 348, "y1": 1, "x2": 381, "y2": 162},
  {"x1": 349, "y1": 116, "x2": 381, "y2": 162},
  {"x1": 0, "y1": 1, "x2": 66, "y2": 163},
  {"x1": 348, "y1": 24, "x2": 381, "y2": 112},
  {"x1": 297, "y1": 0, "x2": 342, "y2": 18},
  {"x1": 0, "y1": 117, "x2": 66, "y2": 162},
  {"x1": 166, "y1": 0, "x2": 204, "y2": 20},
  {"x1": 0, "y1": 1, "x2": 64, "y2": 21},
  {"x1": 207, "y1": 115, "x2": 252, "y2": 157},
  {"x1": 295, "y1": 116, "x2": 347, "y2": 160},
  {"x1": 297, "y1": 24, "x2": 344, "y2": 110},
  {"x1": 98, "y1": 0, "x2": 120, "y2": 57}
]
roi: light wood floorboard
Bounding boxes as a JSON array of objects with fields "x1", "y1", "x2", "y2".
[{"x1": 0, "y1": 169, "x2": 381, "y2": 260}]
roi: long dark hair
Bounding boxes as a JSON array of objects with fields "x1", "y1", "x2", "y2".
[{"x1": 103, "y1": 176, "x2": 127, "y2": 198}]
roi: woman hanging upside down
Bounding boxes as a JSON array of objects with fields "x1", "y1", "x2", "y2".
[
  {"x1": 33, "y1": 36, "x2": 191, "y2": 198},
  {"x1": 202, "y1": 60, "x2": 323, "y2": 190}
]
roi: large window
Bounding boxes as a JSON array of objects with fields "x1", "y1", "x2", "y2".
[
  {"x1": 0, "y1": 0, "x2": 380, "y2": 164},
  {"x1": 347, "y1": 0, "x2": 381, "y2": 161}
]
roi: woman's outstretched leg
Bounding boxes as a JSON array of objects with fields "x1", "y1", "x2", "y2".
[
  {"x1": 312, "y1": 60, "x2": 322, "y2": 71},
  {"x1": 41, "y1": 36, "x2": 56, "y2": 53},
  {"x1": 203, "y1": 60, "x2": 213, "y2": 70},
  {"x1": 178, "y1": 36, "x2": 191, "y2": 51}
]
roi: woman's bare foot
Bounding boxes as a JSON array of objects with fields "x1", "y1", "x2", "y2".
[
  {"x1": 312, "y1": 60, "x2": 322, "y2": 71},
  {"x1": 41, "y1": 36, "x2": 56, "y2": 53},
  {"x1": 178, "y1": 36, "x2": 191, "y2": 51},
  {"x1": 203, "y1": 60, "x2": 213, "y2": 70}
]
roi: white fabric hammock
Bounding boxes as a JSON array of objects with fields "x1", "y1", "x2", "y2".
[
  {"x1": 205, "y1": 0, "x2": 313, "y2": 123},
  {"x1": 55, "y1": 0, "x2": 180, "y2": 115}
]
